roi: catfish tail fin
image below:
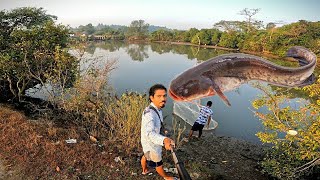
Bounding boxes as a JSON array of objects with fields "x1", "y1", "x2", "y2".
[{"x1": 298, "y1": 74, "x2": 316, "y2": 87}]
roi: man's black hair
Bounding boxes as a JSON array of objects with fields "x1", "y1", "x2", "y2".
[
  {"x1": 149, "y1": 84, "x2": 167, "y2": 102},
  {"x1": 207, "y1": 101, "x2": 212, "y2": 107}
]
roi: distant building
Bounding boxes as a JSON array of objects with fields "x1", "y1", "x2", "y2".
[{"x1": 92, "y1": 35, "x2": 107, "y2": 40}]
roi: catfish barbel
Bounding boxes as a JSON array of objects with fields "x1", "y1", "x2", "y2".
[{"x1": 169, "y1": 46, "x2": 317, "y2": 106}]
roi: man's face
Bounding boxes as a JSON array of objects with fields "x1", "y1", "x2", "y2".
[{"x1": 150, "y1": 89, "x2": 167, "y2": 109}]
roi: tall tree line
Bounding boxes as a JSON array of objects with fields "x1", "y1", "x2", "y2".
[{"x1": 71, "y1": 8, "x2": 320, "y2": 56}]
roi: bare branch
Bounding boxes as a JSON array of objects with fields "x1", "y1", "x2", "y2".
[{"x1": 295, "y1": 158, "x2": 320, "y2": 174}]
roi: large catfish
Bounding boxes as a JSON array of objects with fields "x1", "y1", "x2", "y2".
[{"x1": 169, "y1": 46, "x2": 317, "y2": 106}]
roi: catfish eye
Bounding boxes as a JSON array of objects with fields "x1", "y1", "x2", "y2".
[{"x1": 183, "y1": 89, "x2": 188, "y2": 95}]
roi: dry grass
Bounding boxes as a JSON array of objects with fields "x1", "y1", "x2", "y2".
[
  {"x1": 104, "y1": 92, "x2": 149, "y2": 154},
  {"x1": 1, "y1": 104, "x2": 272, "y2": 179},
  {"x1": 51, "y1": 56, "x2": 149, "y2": 155},
  {"x1": 0, "y1": 51, "x2": 165, "y2": 179},
  {"x1": 0, "y1": 105, "x2": 143, "y2": 179},
  {"x1": 171, "y1": 114, "x2": 187, "y2": 148}
]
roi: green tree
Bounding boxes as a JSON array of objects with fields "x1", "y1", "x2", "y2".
[
  {"x1": 150, "y1": 29, "x2": 173, "y2": 41},
  {"x1": 262, "y1": 21, "x2": 320, "y2": 56},
  {"x1": 126, "y1": 20, "x2": 149, "y2": 40},
  {"x1": 0, "y1": 7, "x2": 57, "y2": 50},
  {"x1": 191, "y1": 30, "x2": 211, "y2": 45},
  {"x1": 239, "y1": 31, "x2": 267, "y2": 52},
  {"x1": 210, "y1": 29, "x2": 222, "y2": 45},
  {"x1": 252, "y1": 79, "x2": 320, "y2": 179},
  {"x1": 265, "y1": 22, "x2": 278, "y2": 50},
  {"x1": 218, "y1": 31, "x2": 240, "y2": 48},
  {"x1": 80, "y1": 23, "x2": 95, "y2": 35},
  {"x1": 0, "y1": 7, "x2": 78, "y2": 101},
  {"x1": 172, "y1": 29, "x2": 185, "y2": 42},
  {"x1": 182, "y1": 28, "x2": 199, "y2": 42}
]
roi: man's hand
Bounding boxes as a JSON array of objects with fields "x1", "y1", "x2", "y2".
[{"x1": 163, "y1": 138, "x2": 175, "y2": 150}]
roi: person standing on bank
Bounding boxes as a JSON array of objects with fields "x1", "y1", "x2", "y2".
[
  {"x1": 141, "y1": 84, "x2": 177, "y2": 180},
  {"x1": 188, "y1": 101, "x2": 213, "y2": 139}
]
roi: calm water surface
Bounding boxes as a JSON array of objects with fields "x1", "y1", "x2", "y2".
[
  {"x1": 49, "y1": 41, "x2": 306, "y2": 144},
  {"x1": 83, "y1": 41, "x2": 286, "y2": 144}
]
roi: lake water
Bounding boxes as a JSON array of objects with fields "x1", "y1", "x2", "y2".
[
  {"x1": 29, "y1": 41, "x2": 302, "y2": 144},
  {"x1": 82, "y1": 41, "x2": 282, "y2": 144}
]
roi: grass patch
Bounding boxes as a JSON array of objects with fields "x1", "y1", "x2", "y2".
[{"x1": 0, "y1": 96, "x2": 151, "y2": 179}]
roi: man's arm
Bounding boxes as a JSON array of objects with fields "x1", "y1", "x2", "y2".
[
  {"x1": 194, "y1": 102, "x2": 204, "y2": 108},
  {"x1": 206, "y1": 116, "x2": 211, "y2": 128}
]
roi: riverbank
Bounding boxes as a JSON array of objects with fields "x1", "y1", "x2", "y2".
[
  {"x1": 154, "y1": 41, "x2": 240, "y2": 52},
  {"x1": 0, "y1": 104, "x2": 270, "y2": 179},
  {"x1": 152, "y1": 40, "x2": 320, "y2": 64},
  {"x1": 173, "y1": 134, "x2": 269, "y2": 179}
]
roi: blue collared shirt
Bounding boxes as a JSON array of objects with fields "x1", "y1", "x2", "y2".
[{"x1": 141, "y1": 102, "x2": 166, "y2": 154}]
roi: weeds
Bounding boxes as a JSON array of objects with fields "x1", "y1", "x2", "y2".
[
  {"x1": 105, "y1": 92, "x2": 149, "y2": 154},
  {"x1": 0, "y1": 42, "x2": 152, "y2": 178},
  {"x1": 0, "y1": 105, "x2": 140, "y2": 179},
  {"x1": 171, "y1": 114, "x2": 187, "y2": 148}
]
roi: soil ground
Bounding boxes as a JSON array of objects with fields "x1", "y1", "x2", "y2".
[
  {"x1": 127, "y1": 134, "x2": 269, "y2": 180},
  {"x1": 0, "y1": 105, "x2": 269, "y2": 180}
]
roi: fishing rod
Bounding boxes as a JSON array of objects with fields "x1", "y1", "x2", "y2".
[{"x1": 170, "y1": 145, "x2": 192, "y2": 180}]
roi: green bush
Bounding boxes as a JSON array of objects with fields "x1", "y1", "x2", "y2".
[
  {"x1": 0, "y1": 7, "x2": 78, "y2": 101},
  {"x1": 252, "y1": 79, "x2": 320, "y2": 179}
]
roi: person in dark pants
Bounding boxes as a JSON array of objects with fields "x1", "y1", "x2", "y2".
[{"x1": 187, "y1": 101, "x2": 213, "y2": 139}]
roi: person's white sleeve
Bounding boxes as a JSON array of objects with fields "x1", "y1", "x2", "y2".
[{"x1": 145, "y1": 113, "x2": 166, "y2": 146}]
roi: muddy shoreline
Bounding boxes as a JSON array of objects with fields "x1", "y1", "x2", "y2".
[{"x1": 173, "y1": 134, "x2": 269, "y2": 180}]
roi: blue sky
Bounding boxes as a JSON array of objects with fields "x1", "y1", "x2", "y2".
[{"x1": 1, "y1": 0, "x2": 319, "y2": 30}]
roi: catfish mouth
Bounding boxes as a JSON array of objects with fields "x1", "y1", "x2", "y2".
[
  {"x1": 169, "y1": 87, "x2": 213, "y2": 101},
  {"x1": 169, "y1": 89, "x2": 184, "y2": 101}
]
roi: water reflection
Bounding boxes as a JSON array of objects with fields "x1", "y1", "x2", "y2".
[
  {"x1": 150, "y1": 42, "x2": 229, "y2": 62},
  {"x1": 93, "y1": 41, "x2": 231, "y2": 62},
  {"x1": 125, "y1": 44, "x2": 149, "y2": 61},
  {"x1": 150, "y1": 43, "x2": 172, "y2": 54},
  {"x1": 95, "y1": 40, "x2": 126, "y2": 52}
]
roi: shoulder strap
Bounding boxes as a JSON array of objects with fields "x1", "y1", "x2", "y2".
[
  {"x1": 149, "y1": 106, "x2": 166, "y2": 136},
  {"x1": 149, "y1": 106, "x2": 161, "y2": 120}
]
